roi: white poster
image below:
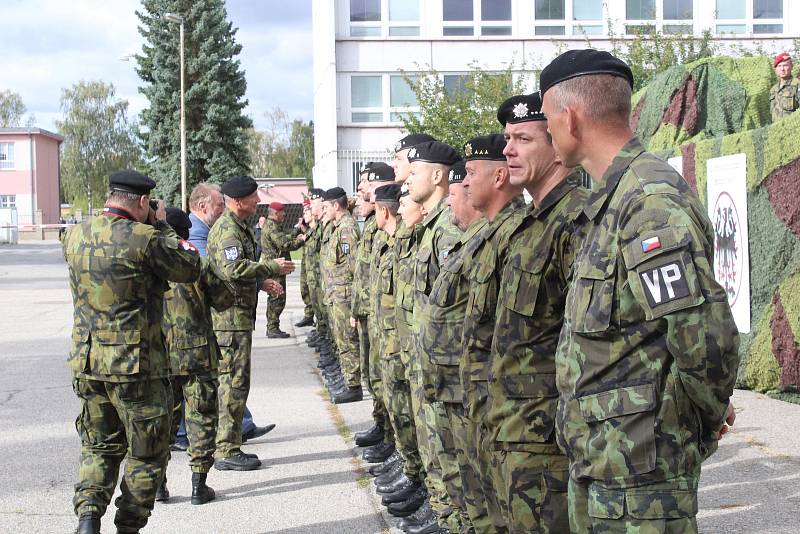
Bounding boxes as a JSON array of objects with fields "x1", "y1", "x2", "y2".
[{"x1": 706, "y1": 153, "x2": 750, "y2": 333}]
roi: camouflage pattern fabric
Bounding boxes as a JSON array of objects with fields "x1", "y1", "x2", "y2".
[
  {"x1": 411, "y1": 199, "x2": 462, "y2": 527},
  {"x1": 486, "y1": 174, "x2": 587, "y2": 532},
  {"x1": 305, "y1": 223, "x2": 329, "y2": 337},
  {"x1": 448, "y1": 401, "x2": 489, "y2": 532},
  {"x1": 769, "y1": 77, "x2": 800, "y2": 122},
  {"x1": 167, "y1": 374, "x2": 218, "y2": 473},
  {"x1": 207, "y1": 208, "x2": 280, "y2": 457},
  {"x1": 322, "y1": 212, "x2": 361, "y2": 387},
  {"x1": 261, "y1": 217, "x2": 303, "y2": 331},
  {"x1": 299, "y1": 257, "x2": 314, "y2": 321},
  {"x1": 366, "y1": 228, "x2": 391, "y2": 436},
  {"x1": 72, "y1": 377, "x2": 171, "y2": 532},
  {"x1": 556, "y1": 137, "x2": 740, "y2": 531},
  {"x1": 418, "y1": 218, "x2": 486, "y2": 531},
  {"x1": 461, "y1": 195, "x2": 526, "y2": 533},
  {"x1": 63, "y1": 211, "x2": 202, "y2": 529},
  {"x1": 374, "y1": 234, "x2": 419, "y2": 475}
]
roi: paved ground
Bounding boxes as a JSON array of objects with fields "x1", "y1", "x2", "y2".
[{"x1": 0, "y1": 241, "x2": 798, "y2": 533}]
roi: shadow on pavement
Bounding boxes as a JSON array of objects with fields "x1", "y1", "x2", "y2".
[{"x1": 260, "y1": 515, "x2": 386, "y2": 534}]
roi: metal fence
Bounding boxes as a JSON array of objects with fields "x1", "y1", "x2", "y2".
[{"x1": 337, "y1": 148, "x2": 394, "y2": 192}]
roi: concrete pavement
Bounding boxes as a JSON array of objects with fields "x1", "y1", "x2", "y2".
[{"x1": 0, "y1": 241, "x2": 798, "y2": 533}]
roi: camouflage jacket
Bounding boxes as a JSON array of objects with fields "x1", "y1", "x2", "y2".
[
  {"x1": 321, "y1": 212, "x2": 360, "y2": 301},
  {"x1": 260, "y1": 217, "x2": 303, "y2": 262},
  {"x1": 163, "y1": 259, "x2": 235, "y2": 376},
  {"x1": 461, "y1": 196, "x2": 526, "y2": 415},
  {"x1": 486, "y1": 174, "x2": 588, "y2": 453},
  {"x1": 418, "y1": 219, "x2": 486, "y2": 403},
  {"x1": 208, "y1": 208, "x2": 281, "y2": 332},
  {"x1": 412, "y1": 200, "x2": 461, "y2": 387},
  {"x1": 304, "y1": 222, "x2": 321, "y2": 290},
  {"x1": 555, "y1": 137, "x2": 740, "y2": 487},
  {"x1": 394, "y1": 219, "x2": 417, "y2": 359},
  {"x1": 63, "y1": 212, "x2": 202, "y2": 382},
  {"x1": 318, "y1": 221, "x2": 334, "y2": 297},
  {"x1": 374, "y1": 234, "x2": 400, "y2": 356},
  {"x1": 769, "y1": 77, "x2": 800, "y2": 121},
  {"x1": 351, "y1": 214, "x2": 378, "y2": 317}
]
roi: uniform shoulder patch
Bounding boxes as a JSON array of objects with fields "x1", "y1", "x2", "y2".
[
  {"x1": 638, "y1": 258, "x2": 690, "y2": 308},
  {"x1": 224, "y1": 246, "x2": 239, "y2": 261},
  {"x1": 180, "y1": 240, "x2": 199, "y2": 254},
  {"x1": 340, "y1": 243, "x2": 351, "y2": 255}
]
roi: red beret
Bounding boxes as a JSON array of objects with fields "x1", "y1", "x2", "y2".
[
  {"x1": 269, "y1": 202, "x2": 285, "y2": 211},
  {"x1": 774, "y1": 52, "x2": 792, "y2": 67}
]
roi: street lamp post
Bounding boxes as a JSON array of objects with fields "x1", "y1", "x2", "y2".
[{"x1": 165, "y1": 13, "x2": 186, "y2": 211}]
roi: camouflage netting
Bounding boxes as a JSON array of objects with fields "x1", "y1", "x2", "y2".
[{"x1": 632, "y1": 57, "x2": 800, "y2": 400}]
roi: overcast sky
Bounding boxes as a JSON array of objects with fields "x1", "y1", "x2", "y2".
[{"x1": 1, "y1": 0, "x2": 313, "y2": 132}]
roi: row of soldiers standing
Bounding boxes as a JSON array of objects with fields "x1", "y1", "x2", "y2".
[{"x1": 302, "y1": 49, "x2": 741, "y2": 534}]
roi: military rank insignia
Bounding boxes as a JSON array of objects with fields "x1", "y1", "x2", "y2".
[
  {"x1": 512, "y1": 102, "x2": 529, "y2": 118},
  {"x1": 464, "y1": 143, "x2": 473, "y2": 157},
  {"x1": 224, "y1": 246, "x2": 239, "y2": 261},
  {"x1": 341, "y1": 243, "x2": 351, "y2": 255}
]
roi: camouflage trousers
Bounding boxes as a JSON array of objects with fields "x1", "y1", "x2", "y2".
[
  {"x1": 568, "y1": 475, "x2": 700, "y2": 534},
  {"x1": 329, "y1": 295, "x2": 361, "y2": 387},
  {"x1": 266, "y1": 275, "x2": 287, "y2": 332},
  {"x1": 462, "y1": 390, "x2": 508, "y2": 533},
  {"x1": 494, "y1": 449, "x2": 569, "y2": 533},
  {"x1": 309, "y1": 281, "x2": 329, "y2": 338},
  {"x1": 357, "y1": 316, "x2": 390, "y2": 437},
  {"x1": 450, "y1": 399, "x2": 491, "y2": 532},
  {"x1": 72, "y1": 377, "x2": 171, "y2": 532},
  {"x1": 407, "y1": 362, "x2": 452, "y2": 525},
  {"x1": 381, "y1": 352, "x2": 421, "y2": 479},
  {"x1": 299, "y1": 264, "x2": 314, "y2": 320},
  {"x1": 440, "y1": 402, "x2": 475, "y2": 533},
  {"x1": 168, "y1": 373, "x2": 218, "y2": 473},
  {"x1": 214, "y1": 330, "x2": 252, "y2": 458}
]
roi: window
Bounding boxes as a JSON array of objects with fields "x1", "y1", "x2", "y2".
[
  {"x1": 390, "y1": 75, "x2": 417, "y2": 107},
  {"x1": 536, "y1": 0, "x2": 565, "y2": 19},
  {"x1": 0, "y1": 195, "x2": 15, "y2": 208},
  {"x1": 663, "y1": 0, "x2": 692, "y2": 19},
  {"x1": 0, "y1": 142, "x2": 14, "y2": 170},
  {"x1": 351, "y1": 76, "x2": 383, "y2": 123},
  {"x1": 573, "y1": 0, "x2": 602, "y2": 20},
  {"x1": 443, "y1": 0, "x2": 511, "y2": 37},
  {"x1": 350, "y1": 0, "x2": 380, "y2": 21},
  {"x1": 537, "y1": 26, "x2": 566, "y2": 35},
  {"x1": 753, "y1": 0, "x2": 782, "y2": 19},
  {"x1": 715, "y1": 0, "x2": 783, "y2": 35},
  {"x1": 444, "y1": 75, "x2": 470, "y2": 97},
  {"x1": 389, "y1": 0, "x2": 420, "y2": 36},
  {"x1": 350, "y1": 0, "x2": 420, "y2": 37},
  {"x1": 716, "y1": 0, "x2": 745, "y2": 19},
  {"x1": 626, "y1": 0, "x2": 655, "y2": 20},
  {"x1": 573, "y1": 24, "x2": 603, "y2": 34},
  {"x1": 626, "y1": 23, "x2": 656, "y2": 34}
]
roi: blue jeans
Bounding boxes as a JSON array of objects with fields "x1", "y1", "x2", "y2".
[{"x1": 176, "y1": 403, "x2": 255, "y2": 442}]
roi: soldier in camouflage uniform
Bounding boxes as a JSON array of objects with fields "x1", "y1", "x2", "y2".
[
  {"x1": 407, "y1": 140, "x2": 463, "y2": 533},
  {"x1": 540, "y1": 49, "x2": 740, "y2": 533},
  {"x1": 64, "y1": 170, "x2": 202, "y2": 534},
  {"x1": 208, "y1": 176, "x2": 295, "y2": 471},
  {"x1": 486, "y1": 94, "x2": 588, "y2": 533},
  {"x1": 320, "y1": 187, "x2": 364, "y2": 404},
  {"x1": 460, "y1": 135, "x2": 527, "y2": 533},
  {"x1": 769, "y1": 52, "x2": 800, "y2": 122},
  {"x1": 352, "y1": 163, "x2": 397, "y2": 448},
  {"x1": 261, "y1": 201, "x2": 306, "y2": 338},
  {"x1": 305, "y1": 189, "x2": 332, "y2": 349},
  {"x1": 416, "y1": 160, "x2": 486, "y2": 534},
  {"x1": 296, "y1": 201, "x2": 316, "y2": 328},
  {"x1": 160, "y1": 208, "x2": 234, "y2": 506}
]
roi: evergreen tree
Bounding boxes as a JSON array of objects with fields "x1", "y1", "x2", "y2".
[{"x1": 136, "y1": 0, "x2": 252, "y2": 205}]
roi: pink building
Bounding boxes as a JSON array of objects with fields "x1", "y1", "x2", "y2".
[
  {"x1": 255, "y1": 178, "x2": 309, "y2": 205},
  {"x1": 0, "y1": 128, "x2": 64, "y2": 225}
]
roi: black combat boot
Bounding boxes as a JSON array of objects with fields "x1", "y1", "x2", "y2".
[
  {"x1": 191, "y1": 472, "x2": 216, "y2": 505},
  {"x1": 362, "y1": 440, "x2": 395, "y2": 463},
  {"x1": 76, "y1": 512, "x2": 101, "y2": 534},
  {"x1": 355, "y1": 423, "x2": 385, "y2": 447},
  {"x1": 155, "y1": 476, "x2": 169, "y2": 502},
  {"x1": 333, "y1": 386, "x2": 363, "y2": 404},
  {"x1": 369, "y1": 450, "x2": 401, "y2": 476},
  {"x1": 295, "y1": 316, "x2": 314, "y2": 327}
]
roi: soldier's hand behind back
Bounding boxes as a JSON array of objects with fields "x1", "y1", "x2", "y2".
[
  {"x1": 274, "y1": 258, "x2": 295, "y2": 275},
  {"x1": 713, "y1": 402, "x2": 736, "y2": 440}
]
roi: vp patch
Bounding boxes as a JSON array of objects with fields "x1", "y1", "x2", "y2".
[
  {"x1": 224, "y1": 246, "x2": 239, "y2": 262},
  {"x1": 639, "y1": 259, "x2": 690, "y2": 307},
  {"x1": 340, "y1": 243, "x2": 351, "y2": 255}
]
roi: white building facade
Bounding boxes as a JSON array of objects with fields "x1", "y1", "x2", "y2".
[{"x1": 312, "y1": 0, "x2": 798, "y2": 192}]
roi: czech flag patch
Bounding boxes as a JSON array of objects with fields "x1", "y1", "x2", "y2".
[{"x1": 641, "y1": 236, "x2": 661, "y2": 253}]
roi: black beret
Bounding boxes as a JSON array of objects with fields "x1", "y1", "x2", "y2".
[
  {"x1": 539, "y1": 49, "x2": 634, "y2": 98},
  {"x1": 109, "y1": 170, "x2": 156, "y2": 195},
  {"x1": 165, "y1": 207, "x2": 192, "y2": 239},
  {"x1": 374, "y1": 183, "x2": 402, "y2": 203},
  {"x1": 497, "y1": 93, "x2": 545, "y2": 126},
  {"x1": 308, "y1": 188, "x2": 325, "y2": 199},
  {"x1": 359, "y1": 161, "x2": 379, "y2": 174},
  {"x1": 367, "y1": 162, "x2": 395, "y2": 182},
  {"x1": 394, "y1": 133, "x2": 436, "y2": 152},
  {"x1": 323, "y1": 187, "x2": 347, "y2": 201},
  {"x1": 464, "y1": 134, "x2": 506, "y2": 161},
  {"x1": 399, "y1": 184, "x2": 410, "y2": 198},
  {"x1": 448, "y1": 160, "x2": 467, "y2": 184},
  {"x1": 407, "y1": 141, "x2": 460, "y2": 166},
  {"x1": 221, "y1": 175, "x2": 258, "y2": 198}
]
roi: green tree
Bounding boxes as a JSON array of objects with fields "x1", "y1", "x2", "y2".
[
  {"x1": 247, "y1": 108, "x2": 314, "y2": 186},
  {"x1": 56, "y1": 81, "x2": 142, "y2": 213},
  {"x1": 136, "y1": 0, "x2": 252, "y2": 205},
  {"x1": 0, "y1": 89, "x2": 34, "y2": 128},
  {"x1": 399, "y1": 63, "x2": 528, "y2": 150}
]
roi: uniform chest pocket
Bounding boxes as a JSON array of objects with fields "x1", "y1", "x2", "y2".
[
  {"x1": 571, "y1": 254, "x2": 617, "y2": 336},
  {"x1": 467, "y1": 263, "x2": 496, "y2": 322},
  {"x1": 414, "y1": 247, "x2": 433, "y2": 295},
  {"x1": 94, "y1": 329, "x2": 141, "y2": 375},
  {"x1": 380, "y1": 265, "x2": 394, "y2": 295},
  {"x1": 503, "y1": 251, "x2": 548, "y2": 317},
  {"x1": 431, "y1": 257, "x2": 463, "y2": 308}
]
